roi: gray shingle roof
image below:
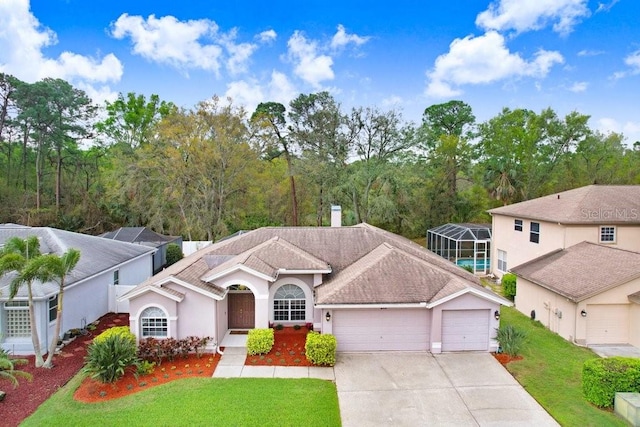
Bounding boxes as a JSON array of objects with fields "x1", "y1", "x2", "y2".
[
  {"x1": 130, "y1": 223, "x2": 506, "y2": 306},
  {"x1": 0, "y1": 225, "x2": 154, "y2": 299},
  {"x1": 488, "y1": 185, "x2": 640, "y2": 224},
  {"x1": 511, "y1": 241, "x2": 640, "y2": 302}
]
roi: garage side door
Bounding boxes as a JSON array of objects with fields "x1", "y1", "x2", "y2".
[
  {"x1": 586, "y1": 304, "x2": 629, "y2": 345},
  {"x1": 332, "y1": 309, "x2": 430, "y2": 352},
  {"x1": 441, "y1": 309, "x2": 490, "y2": 352}
]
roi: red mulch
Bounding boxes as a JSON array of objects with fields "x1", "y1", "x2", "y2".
[
  {"x1": 245, "y1": 327, "x2": 312, "y2": 366},
  {"x1": 1, "y1": 312, "x2": 129, "y2": 427},
  {"x1": 493, "y1": 352, "x2": 523, "y2": 365},
  {"x1": 74, "y1": 353, "x2": 220, "y2": 403}
]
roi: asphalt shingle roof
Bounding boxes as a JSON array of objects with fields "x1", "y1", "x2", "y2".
[
  {"x1": 488, "y1": 185, "x2": 640, "y2": 224},
  {"x1": 511, "y1": 241, "x2": 640, "y2": 302}
]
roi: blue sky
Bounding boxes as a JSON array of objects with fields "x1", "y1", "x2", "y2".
[{"x1": 1, "y1": 0, "x2": 639, "y2": 143}]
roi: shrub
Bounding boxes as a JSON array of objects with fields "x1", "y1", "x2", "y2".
[
  {"x1": 136, "y1": 360, "x2": 156, "y2": 376},
  {"x1": 461, "y1": 265, "x2": 474, "y2": 273},
  {"x1": 293, "y1": 324, "x2": 301, "y2": 330},
  {"x1": 305, "y1": 332, "x2": 337, "y2": 366},
  {"x1": 275, "y1": 324, "x2": 284, "y2": 330},
  {"x1": 83, "y1": 333, "x2": 139, "y2": 383},
  {"x1": 501, "y1": 273, "x2": 517, "y2": 300},
  {"x1": 94, "y1": 326, "x2": 136, "y2": 346},
  {"x1": 495, "y1": 325, "x2": 527, "y2": 357},
  {"x1": 582, "y1": 357, "x2": 640, "y2": 408},
  {"x1": 247, "y1": 329, "x2": 275, "y2": 355},
  {"x1": 165, "y1": 243, "x2": 184, "y2": 267}
]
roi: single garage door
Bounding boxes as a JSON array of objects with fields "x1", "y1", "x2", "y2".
[
  {"x1": 586, "y1": 304, "x2": 629, "y2": 344},
  {"x1": 441, "y1": 309, "x2": 490, "y2": 352},
  {"x1": 332, "y1": 309, "x2": 430, "y2": 351}
]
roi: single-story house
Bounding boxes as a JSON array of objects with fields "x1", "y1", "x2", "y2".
[
  {"x1": 511, "y1": 241, "x2": 640, "y2": 347},
  {"x1": 122, "y1": 220, "x2": 511, "y2": 353},
  {"x1": 0, "y1": 224, "x2": 155, "y2": 355},
  {"x1": 100, "y1": 227, "x2": 183, "y2": 274}
]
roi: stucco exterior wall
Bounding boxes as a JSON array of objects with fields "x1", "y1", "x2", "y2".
[
  {"x1": 164, "y1": 283, "x2": 217, "y2": 341},
  {"x1": 128, "y1": 292, "x2": 178, "y2": 340},
  {"x1": 630, "y1": 303, "x2": 640, "y2": 348},
  {"x1": 430, "y1": 293, "x2": 501, "y2": 353}
]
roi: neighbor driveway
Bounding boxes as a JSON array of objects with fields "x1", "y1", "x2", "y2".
[{"x1": 334, "y1": 352, "x2": 558, "y2": 426}]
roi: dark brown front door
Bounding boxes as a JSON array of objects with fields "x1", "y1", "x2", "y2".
[{"x1": 228, "y1": 293, "x2": 255, "y2": 329}]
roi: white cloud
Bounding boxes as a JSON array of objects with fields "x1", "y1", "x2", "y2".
[
  {"x1": 224, "y1": 71, "x2": 298, "y2": 114},
  {"x1": 568, "y1": 81, "x2": 588, "y2": 92},
  {"x1": 218, "y1": 28, "x2": 257, "y2": 75},
  {"x1": 330, "y1": 24, "x2": 370, "y2": 50},
  {"x1": 381, "y1": 95, "x2": 404, "y2": 108},
  {"x1": 111, "y1": 14, "x2": 224, "y2": 74},
  {"x1": 257, "y1": 29, "x2": 277, "y2": 43},
  {"x1": 596, "y1": 117, "x2": 640, "y2": 144},
  {"x1": 596, "y1": 0, "x2": 620, "y2": 13},
  {"x1": 425, "y1": 31, "x2": 563, "y2": 98},
  {"x1": 286, "y1": 30, "x2": 334, "y2": 88},
  {"x1": 577, "y1": 49, "x2": 604, "y2": 57},
  {"x1": 624, "y1": 50, "x2": 640, "y2": 73},
  {"x1": 0, "y1": 0, "x2": 122, "y2": 85},
  {"x1": 476, "y1": 0, "x2": 590, "y2": 35}
]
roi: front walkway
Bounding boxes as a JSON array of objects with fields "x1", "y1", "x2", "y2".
[{"x1": 212, "y1": 330, "x2": 335, "y2": 380}]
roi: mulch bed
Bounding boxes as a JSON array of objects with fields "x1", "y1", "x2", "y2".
[
  {"x1": 493, "y1": 352, "x2": 523, "y2": 365},
  {"x1": 2, "y1": 312, "x2": 129, "y2": 427},
  {"x1": 245, "y1": 326, "x2": 312, "y2": 366}
]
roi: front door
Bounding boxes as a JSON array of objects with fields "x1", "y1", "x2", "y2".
[{"x1": 228, "y1": 292, "x2": 255, "y2": 329}]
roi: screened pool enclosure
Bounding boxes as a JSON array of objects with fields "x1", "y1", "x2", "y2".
[{"x1": 427, "y1": 223, "x2": 492, "y2": 274}]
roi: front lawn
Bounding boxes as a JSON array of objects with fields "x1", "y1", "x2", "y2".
[
  {"x1": 501, "y1": 306, "x2": 626, "y2": 427},
  {"x1": 22, "y1": 373, "x2": 340, "y2": 426}
]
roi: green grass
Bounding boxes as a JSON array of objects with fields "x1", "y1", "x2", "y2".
[
  {"x1": 501, "y1": 307, "x2": 626, "y2": 427},
  {"x1": 23, "y1": 374, "x2": 341, "y2": 427}
]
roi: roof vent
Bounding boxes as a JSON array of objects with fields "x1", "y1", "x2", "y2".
[{"x1": 331, "y1": 205, "x2": 341, "y2": 227}]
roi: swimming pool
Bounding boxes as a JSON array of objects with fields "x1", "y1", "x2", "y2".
[{"x1": 456, "y1": 258, "x2": 490, "y2": 271}]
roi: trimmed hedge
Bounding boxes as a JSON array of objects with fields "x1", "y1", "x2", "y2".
[
  {"x1": 305, "y1": 332, "x2": 337, "y2": 366},
  {"x1": 582, "y1": 357, "x2": 640, "y2": 408},
  {"x1": 247, "y1": 328, "x2": 275, "y2": 355},
  {"x1": 94, "y1": 326, "x2": 136, "y2": 345},
  {"x1": 502, "y1": 273, "x2": 517, "y2": 300}
]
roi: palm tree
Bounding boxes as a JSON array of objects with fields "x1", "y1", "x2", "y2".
[
  {"x1": 0, "y1": 236, "x2": 45, "y2": 367},
  {"x1": 0, "y1": 347, "x2": 32, "y2": 394},
  {"x1": 26, "y1": 249, "x2": 81, "y2": 368}
]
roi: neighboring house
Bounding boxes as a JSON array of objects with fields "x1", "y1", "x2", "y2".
[
  {"x1": 121, "y1": 219, "x2": 511, "y2": 354},
  {"x1": 511, "y1": 242, "x2": 640, "y2": 347},
  {"x1": 488, "y1": 185, "x2": 640, "y2": 279},
  {"x1": 100, "y1": 227, "x2": 182, "y2": 274},
  {"x1": 0, "y1": 224, "x2": 155, "y2": 355}
]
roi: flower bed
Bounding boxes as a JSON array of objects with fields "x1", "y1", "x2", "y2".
[{"x1": 245, "y1": 326, "x2": 312, "y2": 366}]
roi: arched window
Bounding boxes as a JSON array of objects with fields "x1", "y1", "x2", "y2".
[
  {"x1": 273, "y1": 284, "x2": 306, "y2": 321},
  {"x1": 140, "y1": 306, "x2": 168, "y2": 338}
]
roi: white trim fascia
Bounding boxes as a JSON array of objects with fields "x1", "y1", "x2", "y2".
[
  {"x1": 314, "y1": 302, "x2": 428, "y2": 309},
  {"x1": 118, "y1": 285, "x2": 183, "y2": 303},
  {"x1": 202, "y1": 265, "x2": 275, "y2": 283},
  {"x1": 426, "y1": 288, "x2": 513, "y2": 309},
  {"x1": 156, "y1": 276, "x2": 225, "y2": 300},
  {"x1": 278, "y1": 268, "x2": 332, "y2": 275}
]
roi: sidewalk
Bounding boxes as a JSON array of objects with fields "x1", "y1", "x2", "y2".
[{"x1": 212, "y1": 332, "x2": 335, "y2": 380}]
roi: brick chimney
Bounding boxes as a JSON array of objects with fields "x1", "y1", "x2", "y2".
[{"x1": 330, "y1": 205, "x2": 341, "y2": 227}]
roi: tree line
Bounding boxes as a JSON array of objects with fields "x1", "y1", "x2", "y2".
[{"x1": 1, "y1": 73, "x2": 638, "y2": 240}]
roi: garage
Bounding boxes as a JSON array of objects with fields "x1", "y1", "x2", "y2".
[
  {"x1": 332, "y1": 308, "x2": 430, "y2": 351},
  {"x1": 586, "y1": 304, "x2": 630, "y2": 344},
  {"x1": 441, "y1": 309, "x2": 490, "y2": 352}
]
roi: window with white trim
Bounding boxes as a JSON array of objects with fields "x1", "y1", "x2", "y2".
[
  {"x1": 600, "y1": 226, "x2": 616, "y2": 243},
  {"x1": 4, "y1": 301, "x2": 30, "y2": 338},
  {"x1": 497, "y1": 250, "x2": 507, "y2": 272},
  {"x1": 514, "y1": 219, "x2": 523, "y2": 232},
  {"x1": 140, "y1": 307, "x2": 168, "y2": 337},
  {"x1": 530, "y1": 222, "x2": 540, "y2": 244},
  {"x1": 48, "y1": 296, "x2": 58, "y2": 322},
  {"x1": 274, "y1": 284, "x2": 306, "y2": 321}
]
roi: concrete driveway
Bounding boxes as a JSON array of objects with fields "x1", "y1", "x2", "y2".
[{"x1": 334, "y1": 352, "x2": 558, "y2": 427}]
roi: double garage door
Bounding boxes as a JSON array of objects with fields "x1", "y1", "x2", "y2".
[
  {"x1": 332, "y1": 309, "x2": 430, "y2": 351},
  {"x1": 332, "y1": 308, "x2": 491, "y2": 352}
]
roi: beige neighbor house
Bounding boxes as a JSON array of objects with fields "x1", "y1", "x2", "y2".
[
  {"x1": 488, "y1": 185, "x2": 640, "y2": 347},
  {"x1": 121, "y1": 218, "x2": 511, "y2": 354}
]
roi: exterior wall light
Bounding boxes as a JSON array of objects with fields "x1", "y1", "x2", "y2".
[
  {"x1": 494, "y1": 310, "x2": 500, "y2": 321},
  {"x1": 581, "y1": 309, "x2": 587, "y2": 317},
  {"x1": 325, "y1": 311, "x2": 331, "y2": 322}
]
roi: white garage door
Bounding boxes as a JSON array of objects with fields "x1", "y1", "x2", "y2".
[
  {"x1": 441, "y1": 309, "x2": 490, "y2": 352},
  {"x1": 586, "y1": 304, "x2": 629, "y2": 344},
  {"x1": 332, "y1": 309, "x2": 430, "y2": 352}
]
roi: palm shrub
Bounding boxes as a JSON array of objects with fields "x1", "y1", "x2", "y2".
[
  {"x1": 495, "y1": 324, "x2": 527, "y2": 357},
  {"x1": 83, "y1": 333, "x2": 139, "y2": 383},
  {"x1": 0, "y1": 348, "x2": 32, "y2": 392}
]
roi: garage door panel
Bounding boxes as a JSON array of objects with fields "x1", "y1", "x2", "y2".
[
  {"x1": 586, "y1": 304, "x2": 629, "y2": 345},
  {"x1": 333, "y1": 309, "x2": 430, "y2": 352},
  {"x1": 442, "y1": 309, "x2": 490, "y2": 352}
]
